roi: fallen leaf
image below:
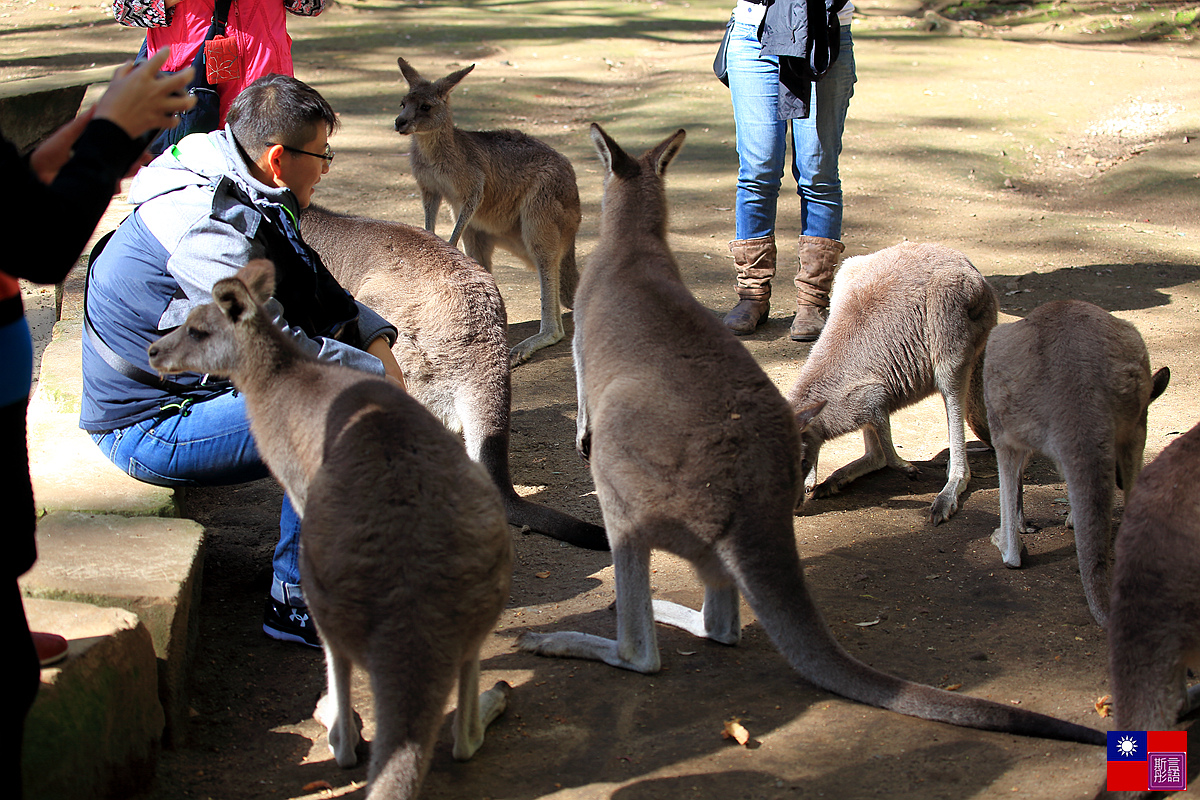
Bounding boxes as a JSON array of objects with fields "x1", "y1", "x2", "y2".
[
  {"x1": 943, "y1": 683, "x2": 962, "y2": 691},
  {"x1": 855, "y1": 618, "x2": 881, "y2": 627},
  {"x1": 722, "y1": 718, "x2": 750, "y2": 746},
  {"x1": 302, "y1": 781, "x2": 334, "y2": 792},
  {"x1": 676, "y1": 649, "x2": 697, "y2": 656},
  {"x1": 535, "y1": 571, "x2": 551, "y2": 579},
  {"x1": 1095, "y1": 695, "x2": 1113, "y2": 717}
]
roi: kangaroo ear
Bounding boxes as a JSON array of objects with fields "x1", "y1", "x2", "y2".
[
  {"x1": 1150, "y1": 366, "x2": 1170, "y2": 402},
  {"x1": 794, "y1": 400, "x2": 827, "y2": 432},
  {"x1": 397, "y1": 56, "x2": 424, "y2": 86},
  {"x1": 435, "y1": 64, "x2": 475, "y2": 95},
  {"x1": 238, "y1": 259, "x2": 277, "y2": 304},
  {"x1": 649, "y1": 129, "x2": 686, "y2": 177},
  {"x1": 213, "y1": 277, "x2": 256, "y2": 326},
  {"x1": 589, "y1": 123, "x2": 637, "y2": 179}
]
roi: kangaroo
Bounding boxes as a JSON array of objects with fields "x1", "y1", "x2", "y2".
[
  {"x1": 983, "y1": 300, "x2": 1170, "y2": 627},
  {"x1": 147, "y1": 260, "x2": 513, "y2": 799},
  {"x1": 784, "y1": 242, "x2": 997, "y2": 525},
  {"x1": 1104, "y1": 419, "x2": 1200, "y2": 800},
  {"x1": 518, "y1": 124, "x2": 1105, "y2": 747},
  {"x1": 394, "y1": 56, "x2": 582, "y2": 367},
  {"x1": 299, "y1": 204, "x2": 608, "y2": 551}
]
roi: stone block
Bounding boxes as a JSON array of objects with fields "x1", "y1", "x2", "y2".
[{"x1": 22, "y1": 598, "x2": 164, "y2": 800}]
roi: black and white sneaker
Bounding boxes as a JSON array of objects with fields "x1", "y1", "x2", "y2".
[{"x1": 262, "y1": 597, "x2": 321, "y2": 648}]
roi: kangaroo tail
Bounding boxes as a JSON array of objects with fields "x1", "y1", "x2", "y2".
[
  {"x1": 965, "y1": 343, "x2": 991, "y2": 446},
  {"x1": 559, "y1": 243, "x2": 580, "y2": 310},
  {"x1": 725, "y1": 523, "x2": 1105, "y2": 745},
  {"x1": 1062, "y1": 457, "x2": 1115, "y2": 627},
  {"x1": 477, "y1": 426, "x2": 609, "y2": 551}
]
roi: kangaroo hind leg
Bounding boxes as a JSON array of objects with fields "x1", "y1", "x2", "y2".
[
  {"x1": 451, "y1": 655, "x2": 511, "y2": 761},
  {"x1": 508, "y1": 233, "x2": 566, "y2": 367},
  {"x1": 991, "y1": 443, "x2": 1032, "y2": 568},
  {"x1": 518, "y1": 539, "x2": 661, "y2": 672},
  {"x1": 653, "y1": 578, "x2": 741, "y2": 646}
]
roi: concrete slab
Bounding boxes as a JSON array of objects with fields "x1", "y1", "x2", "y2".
[
  {"x1": 22, "y1": 598, "x2": 164, "y2": 800},
  {"x1": 26, "y1": 404, "x2": 180, "y2": 518},
  {"x1": 32, "y1": 320, "x2": 83, "y2": 414},
  {"x1": 21, "y1": 512, "x2": 206, "y2": 747}
]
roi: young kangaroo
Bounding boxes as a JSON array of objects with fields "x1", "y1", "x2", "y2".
[
  {"x1": 394, "y1": 56, "x2": 582, "y2": 367},
  {"x1": 518, "y1": 124, "x2": 1104, "y2": 747},
  {"x1": 983, "y1": 300, "x2": 1170, "y2": 627},
  {"x1": 1105, "y1": 419, "x2": 1200, "y2": 799},
  {"x1": 147, "y1": 261, "x2": 513, "y2": 799},
  {"x1": 785, "y1": 242, "x2": 997, "y2": 525},
  {"x1": 299, "y1": 204, "x2": 608, "y2": 551}
]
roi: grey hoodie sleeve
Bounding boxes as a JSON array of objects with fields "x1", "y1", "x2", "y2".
[
  {"x1": 262, "y1": 299, "x2": 387, "y2": 376},
  {"x1": 355, "y1": 301, "x2": 398, "y2": 348}
]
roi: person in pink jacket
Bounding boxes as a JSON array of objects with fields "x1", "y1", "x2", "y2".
[{"x1": 113, "y1": 0, "x2": 326, "y2": 123}]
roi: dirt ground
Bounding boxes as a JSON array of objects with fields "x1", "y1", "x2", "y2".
[{"x1": 5, "y1": 0, "x2": 1200, "y2": 798}]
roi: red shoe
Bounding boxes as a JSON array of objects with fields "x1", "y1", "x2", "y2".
[{"x1": 33, "y1": 631, "x2": 68, "y2": 667}]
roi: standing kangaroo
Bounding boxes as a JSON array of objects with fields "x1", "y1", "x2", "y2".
[
  {"x1": 983, "y1": 300, "x2": 1170, "y2": 627},
  {"x1": 299, "y1": 204, "x2": 608, "y2": 551},
  {"x1": 518, "y1": 125, "x2": 1104, "y2": 747},
  {"x1": 147, "y1": 261, "x2": 513, "y2": 799},
  {"x1": 394, "y1": 56, "x2": 582, "y2": 367},
  {"x1": 785, "y1": 242, "x2": 997, "y2": 525},
  {"x1": 1105, "y1": 419, "x2": 1200, "y2": 800}
]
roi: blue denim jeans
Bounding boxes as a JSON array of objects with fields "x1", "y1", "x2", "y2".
[
  {"x1": 727, "y1": 19, "x2": 856, "y2": 241},
  {"x1": 90, "y1": 390, "x2": 305, "y2": 605}
]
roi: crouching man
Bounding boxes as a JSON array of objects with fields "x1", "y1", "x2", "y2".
[{"x1": 81, "y1": 74, "x2": 406, "y2": 647}]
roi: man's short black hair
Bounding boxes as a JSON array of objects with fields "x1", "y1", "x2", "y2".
[{"x1": 227, "y1": 74, "x2": 339, "y2": 158}]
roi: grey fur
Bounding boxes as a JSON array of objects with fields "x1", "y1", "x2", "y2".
[
  {"x1": 394, "y1": 57, "x2": 582, "y2": 367},
  {"x1": 785, "y1": 242, "x2": 997, "y2": 525},
  {"x1": 147, "y1": 261, "x2": 513, "y2": 799},
  {"x1": 299, "y1": 205, "x2": 608, "y2": 551},
  {"x1": 518, "y1": 125, "x2": 1104, "y2": 747},
  {"x1": 983, "y1": 300, "x2": 1170, "y2": 627},
  {"x1": 1103, "y1": 419, "x2": 1200, "y2": 799}
]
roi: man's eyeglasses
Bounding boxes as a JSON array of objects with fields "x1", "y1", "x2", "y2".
[{"x1": 271, "y1": 142, "x2": 335, "y2": 164}]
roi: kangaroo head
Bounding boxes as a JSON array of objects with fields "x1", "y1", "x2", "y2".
[
  {"x1": 589, "y1": 123, "x2": 685, "y2": 183},
  {"x1": 147, "y1": 260, "x2": 277, "y2": 380},
  {"x1": 794, "y1": 400, "x2": 827, "y2": 492},
  {"x1": 394, "y1": 57, "x2": 474, "y2": 136}
]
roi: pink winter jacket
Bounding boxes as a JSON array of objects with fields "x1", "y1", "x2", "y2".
[{"x1": 112, "y1": 0, "x2": 326, "y2": 123}]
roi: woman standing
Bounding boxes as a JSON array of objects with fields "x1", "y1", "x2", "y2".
[
  {"x1": 113, "y1": 0, "x2": 327, "y2": 124},
  {"x1": 721, "y1": 0, "x2": 856, "y2": 342}
]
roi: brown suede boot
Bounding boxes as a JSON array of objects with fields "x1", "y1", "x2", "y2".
[
  {"x1": 790, "y1": 235, "x2": 845, "y2": 342},
  {"x1": 724, "y1": 235, "x2": 776, "y2": 335}
]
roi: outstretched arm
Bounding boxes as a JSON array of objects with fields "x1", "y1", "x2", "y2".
[{"x1": 8, "y1": 48, "x2": 194, "y2": 285}]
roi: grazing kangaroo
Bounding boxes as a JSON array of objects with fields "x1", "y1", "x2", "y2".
[
  {"x1": 394, "y1": 56, "x2": 582, "y2": 367},
  {"x1": 784, "y1": 242, "x2": 997, "y2": 525},
  {"x1": 518, "y1": 124, "x2": 1104, "y2": 747},
  {"x1": 299, "y1": 204, "x2": 608, "y2": 551},
  {"x1": 147, "y1": 261, "x2": 513, "y2": 799},
  {"x1": 1105, "y1": 419, "x2": 1200, "y2": 800},
  {"x1": 983, "y1": 300, "x2": 1170, "y2": 627}
]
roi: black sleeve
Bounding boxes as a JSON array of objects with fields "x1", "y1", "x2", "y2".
[{"x1": 2, "y1": 119, "x2": 145, "y2": 285}]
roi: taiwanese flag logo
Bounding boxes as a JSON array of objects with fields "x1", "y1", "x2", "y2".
[{"x1": 1107, "y1": 730, "x2": 1188, "y2": 792}]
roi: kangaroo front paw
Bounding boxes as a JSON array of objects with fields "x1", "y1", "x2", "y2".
[{"x1": 813, "y1": 478, "x2": 841, "y2": 499}]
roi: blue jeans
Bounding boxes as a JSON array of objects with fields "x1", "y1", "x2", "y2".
[
  {"x1": 727, "y1": 20, "x2": 856, "y2": 241},
  {"x1": 90, "y1": 390, "x2": 305, "y2": 606}
]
